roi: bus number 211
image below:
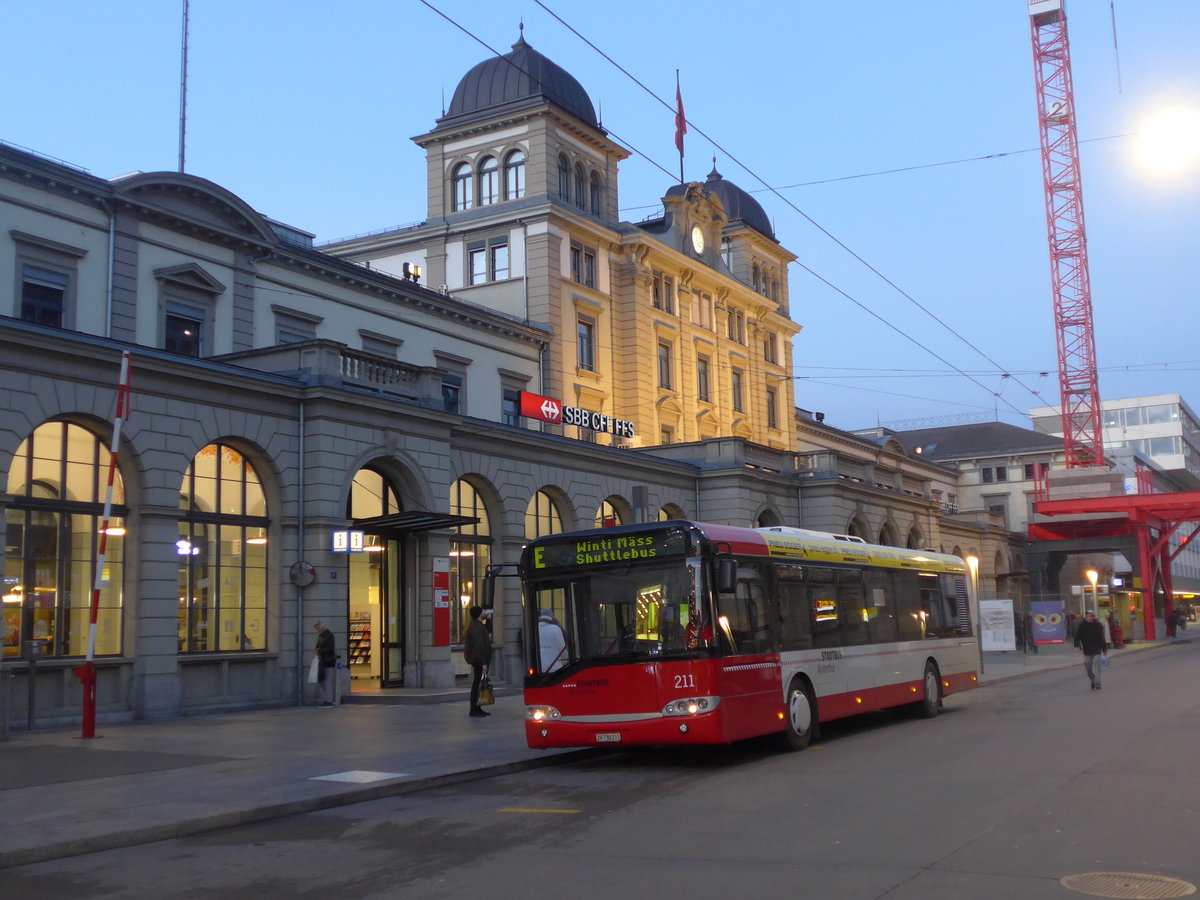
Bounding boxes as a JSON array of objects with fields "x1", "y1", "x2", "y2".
[{"x1": 674, "y1": 674, "x2": 696, "y2": 689}]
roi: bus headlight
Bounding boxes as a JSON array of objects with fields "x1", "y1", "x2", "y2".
[
  {"x1": 526, "y1": 705, "x2": 562, "y2": 723},
  {"x1": 661, "y1": 696, "x2": 720, "y2": 717}
]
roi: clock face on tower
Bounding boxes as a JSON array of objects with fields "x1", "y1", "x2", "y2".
[{"x1": 690, "y1": 225, "x2": 705, "y2": 254}]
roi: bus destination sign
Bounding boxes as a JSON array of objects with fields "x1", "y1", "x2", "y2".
[{"x1": 531, "y1": 531, "x2": 688, "y2": 569}]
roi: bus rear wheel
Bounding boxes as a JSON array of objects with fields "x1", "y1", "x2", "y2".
[
  {"x1": 784, "y1": 680, "x2": 816, "y2": 750},
  {"x1": 916, "y1": 662, "x2": 941, "y2": 718}
]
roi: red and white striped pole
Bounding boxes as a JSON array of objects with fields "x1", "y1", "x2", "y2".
[{"x1": 75, "y1": 351, "x2": 132, "y2": 739}]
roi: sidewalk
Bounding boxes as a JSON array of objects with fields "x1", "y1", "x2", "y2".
[{"x1": 0, "y1": 640, "x2": 1170, "y2": 870}]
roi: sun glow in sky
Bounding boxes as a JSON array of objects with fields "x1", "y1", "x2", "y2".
[{"x1": 1138, "y1": 109, "x2": 1200, "y2": 172}]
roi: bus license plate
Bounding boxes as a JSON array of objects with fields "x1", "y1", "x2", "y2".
[{"x1": 595, "y1": 732, "x2": 622, "y2": 743}]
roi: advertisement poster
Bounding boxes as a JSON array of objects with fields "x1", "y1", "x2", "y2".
[
  {"x1": 980, "y1": 599, "x2": 1016, "y2": 651},
  {"x1": 1031, "y1": 600, "x2": 1066, "y2": 645}
]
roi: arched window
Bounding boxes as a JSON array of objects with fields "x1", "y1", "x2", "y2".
[
  {"x1": 907, "y1": 526, "x2": 924, "y2": 549},
  {"x1": 574, "y1": 164, "x2": 587, "y2": 209},
  {"x1": 525, "y1": 489, "x2": 563, "y2": 539},
  {"x1": 658, "y1": 504, "x2": 686, "y2": 521},
  {"x1": 4, "y1": 422, "x2": 126, "y2": 658},
  {"x1": 589, "y1": 171, "x2": 602, "y2": 216},
  {"x1": 451, "y1": 162, "x2": 473, "y2": 212},
  {"x1": 477, "y1": 156, "x2": 498, "y2": 206},
  {"x1": 179, "y1": 443, "x2": 269, "y2": 652},
  {"x1": 878, "y1": 523, "x2": 899, "y2": 547},
  {"x1": 450, "y1": 479, "x2": 491, "y2": 640},
  {"x1": 594, "y1": 499, "x2": 624, "y2": 528},
  {"x1": 504, "y1": 150, "x2": 525, "y2": 200},
  {"x1": 348, "y1": 467, "x2": 401, "y2": 520},
  {"x1": 558, "y1": 155, "x2": 571, "y2": 200},
  {"x1": 847, "y1": 517, "x2": 869, "y2": 541},
  {"x1": 755, "y1": 509, "x2": 781, "y2": 528}
]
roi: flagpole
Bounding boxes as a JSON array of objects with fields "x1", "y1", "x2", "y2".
[{"x1": 675, "y1": 70, "x2": 685, "y2": 185}]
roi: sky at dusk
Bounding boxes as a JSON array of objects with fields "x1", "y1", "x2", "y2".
[{"x1": 3, "y1": 1, "x2": 1197, "y2": 432}]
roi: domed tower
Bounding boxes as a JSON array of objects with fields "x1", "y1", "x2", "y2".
[{"x1": 415, "y1": 31, "x2": 628, "y2": 227}]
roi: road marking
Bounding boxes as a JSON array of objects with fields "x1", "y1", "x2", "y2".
[{"x1": 499, "y1": 808, "x2": 581, "y2": 815}]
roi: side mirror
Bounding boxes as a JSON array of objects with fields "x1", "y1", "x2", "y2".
[{"x1": 717, "y1": 558, "x2": 738, "y2": 594}]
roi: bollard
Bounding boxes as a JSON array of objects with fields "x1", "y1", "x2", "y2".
[
  {"x1": 24, "y1": 641, "x2": 40, "y2": 732},
  {"x1": 0, "y1": 661, "x2": 10, "y2": 742}
]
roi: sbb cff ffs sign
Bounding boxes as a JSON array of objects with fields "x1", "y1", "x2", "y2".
[{"x1": 519, "y1": 391, "x2": 635, "y2": 438}]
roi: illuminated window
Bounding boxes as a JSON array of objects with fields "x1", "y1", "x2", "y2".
[
  {"x1": 525, "y1": 490, "x2": 563, "y2": 540},
  {"x1": 178, "y1": 443, "x2": 269, "y2": 652},
  {"x1": 450, "y1": 479, "x2": 491, "y2": 643},
  {"x1": 4, "y1": 422, "x2": 126, "y2": 659}
]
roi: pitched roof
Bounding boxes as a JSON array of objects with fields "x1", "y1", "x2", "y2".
[{"x1": 892, "y1": 422, "x2": 1063, "y2": 460}]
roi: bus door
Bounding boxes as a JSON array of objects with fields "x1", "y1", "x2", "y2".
[{"x1": 714, "y1": 560, "x2": 782, "y2": 734}]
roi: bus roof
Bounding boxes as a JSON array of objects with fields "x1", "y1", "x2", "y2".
[{"x1": 523, "y1": 520, "x2": 967, "y2": 575}]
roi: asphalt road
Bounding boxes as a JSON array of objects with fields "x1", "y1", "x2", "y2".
[{"x1": 10, "y1": 641, "x2": 1199, "y2": 900}]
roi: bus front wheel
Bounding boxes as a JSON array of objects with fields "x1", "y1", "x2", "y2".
[
  {"x1": 917, "y1": 662, "x2": 941, "y2": 718},
  {"x1": 784, "y1": 679, "x2": 816, "y2": 751}
]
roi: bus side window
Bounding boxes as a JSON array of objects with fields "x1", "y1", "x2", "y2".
[
  {"x1": 895, "y1": 572, "x2": 925, "y2": 641},
  {"x1": 837, "y1": 569, "x2": 869, "y2": 647},
  {"x1": 777, "y1": 572, "x2": 812, "y2": 650},
  {"x1": 864, "y1": 572, "x2": 899, "y2": 644},
  {"x1": 720, "y1": 563, "x2": 776, "y2": 653},
  {"x1": 809, "y1": 568, "x2": 841, "y2": 649},
  {"x1": 921, "y1": 585, "x2": 952, "y2": 638}
]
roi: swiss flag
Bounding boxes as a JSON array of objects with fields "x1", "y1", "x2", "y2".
[{"x1": 675, "y1": 82, "x2": 687, "y2": 154}]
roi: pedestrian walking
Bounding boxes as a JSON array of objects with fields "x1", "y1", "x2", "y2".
[
  {"x1": 1024, "y1": 613, "x2": 1039, "y2": 654},
  {"x1": 313, "y1": 620, "x2": 337, "y2": 707},
  {"x1": 1073, "y1": 609, "x2": 1108, "y2": 691},
  {"x1": 463, "y1": 605, "x2": 493, "y2": 717}
]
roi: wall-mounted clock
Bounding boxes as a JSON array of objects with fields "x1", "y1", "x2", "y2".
[
  {"x1": 289, "y1": 560, "x2": 316, "y2": 587},
  {"x1": 690, "y1": 225, "x2": 705, "y2": 254}
]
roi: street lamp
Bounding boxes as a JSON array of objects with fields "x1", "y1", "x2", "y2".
[
  {"x1": 1086, "y1": 568, "x2": 1099, "y2": 617},
  {"x1": 966, "y1": 554, "x2": 983, "y2": 675}
]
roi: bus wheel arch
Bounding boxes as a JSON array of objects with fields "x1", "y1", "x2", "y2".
[
  {"x1": 916, "y1": 659, "x2": 942, "y2": 718},
  {"x1": 783, "y1": 675, "x2": 818, "y2": 751}
]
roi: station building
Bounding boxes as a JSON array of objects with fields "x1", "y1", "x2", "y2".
[{"x1": 0, "y1": 36, "x2": 1012, "y2": 727}]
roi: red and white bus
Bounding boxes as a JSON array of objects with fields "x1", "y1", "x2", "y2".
[{"x1": 516, "y1": 520, "x2": 978, "y2": 750}]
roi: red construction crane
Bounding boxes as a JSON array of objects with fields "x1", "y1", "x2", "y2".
[{"x1": 1029, "y1": 0, "x2": 1104, "y2": 468}]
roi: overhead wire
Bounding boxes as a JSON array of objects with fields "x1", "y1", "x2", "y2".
[
  {"x1": 419, "y1": 0, "x2": 1061, "y2": 422},
  {"x1": 533, "y1": 0, "x2": 1057, "y2": 419}
]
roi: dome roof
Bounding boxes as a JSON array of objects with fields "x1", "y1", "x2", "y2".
[
  {"x1": 444, "y1": 33, "x2": 599, "y2": 131},
  {"x1": 705, "y1": 165, "x2": 774, "y2": 241}
]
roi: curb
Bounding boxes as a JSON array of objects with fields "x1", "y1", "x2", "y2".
[
  {"x1": 976, "y1": 639, "x2": 1173, "y2": 687},
  {"x1": 0, "y1": 747, "x2": 599, "y2": 871}
]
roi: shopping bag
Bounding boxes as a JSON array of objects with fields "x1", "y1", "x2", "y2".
[
  {"x1": 478, "y1": 675, "x2": 495, "y2": 706},
  {"x1": 1100, "y1": 655, "x2": 1109, "y2": 667},
  {"x1": 307, "y1": 656, "x2": 320, "y2": 684}
]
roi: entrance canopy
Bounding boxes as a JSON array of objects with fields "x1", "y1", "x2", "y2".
[{"x1": 355, "y1": 512, "x2": 478, "y2": 535}]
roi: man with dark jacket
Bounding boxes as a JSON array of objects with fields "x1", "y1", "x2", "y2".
[
  {"x1": 463, "y1": 605, "x2": 493, "y2": 717},
  {"x1": 1073, "y1": 609, "x2": 1108, "y2": 691},
  {"x1": 313, "y1": 620, "x2": 337, "y2": 707}
]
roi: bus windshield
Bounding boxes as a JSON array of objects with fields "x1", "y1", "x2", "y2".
[{"x1": 526, "y1": 560, "x2": 710, "y2": 673}]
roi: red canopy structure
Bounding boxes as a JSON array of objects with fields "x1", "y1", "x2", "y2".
[{"x1": 1032, "y1": 491, "x2": 1200, "y2": 640}]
